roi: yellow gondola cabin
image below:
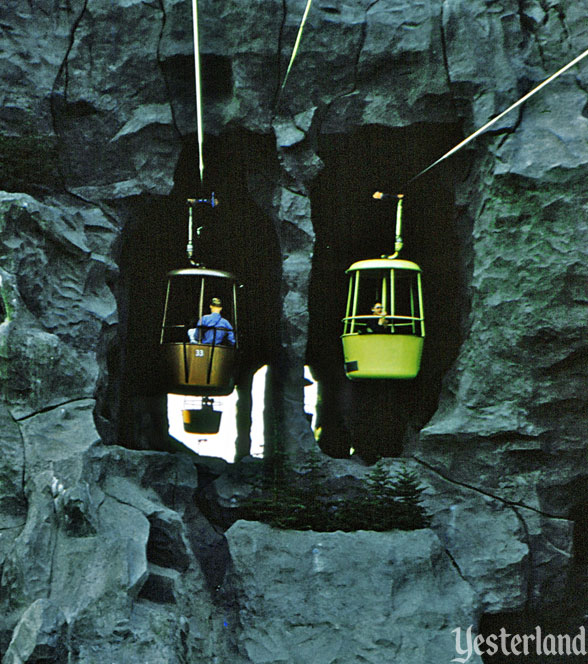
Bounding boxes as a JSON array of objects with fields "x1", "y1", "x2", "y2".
[{"x1": 341, "y1": 257, "x2": 425, "y2": 380}]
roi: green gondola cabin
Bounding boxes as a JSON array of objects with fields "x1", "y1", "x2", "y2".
[{"x1": 341, "y1": 257, "x2": 425, "y2": 380}]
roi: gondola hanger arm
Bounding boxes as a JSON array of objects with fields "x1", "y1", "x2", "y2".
[
  {"x1": 186, "y1": 194, "x2": 218, "y2": 266},
  {"x1": 373, "y1": 192, "x2": 404, "y2": 259},
  {"x1": 188, "y1": 0, "x2": 221, "y2": 266}
]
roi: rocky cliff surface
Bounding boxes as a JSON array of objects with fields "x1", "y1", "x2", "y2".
[{"x1": 0, "y1": 0, "x2": 587, "y2": 661}]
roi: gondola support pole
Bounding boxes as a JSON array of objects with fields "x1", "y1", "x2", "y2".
[
  {"x1": 186, "y1": 194, "x2": 218, "y2": 266},
  {"x1": 373, "y1": 191, "x2": 404, "y2": 259}
]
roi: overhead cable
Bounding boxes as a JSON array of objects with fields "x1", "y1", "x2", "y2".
[
  {"x1": 406, "y1": 45, "x2": 588, "y2": 186},
  {"x1": 191, "y1": 0, "x2": 205, "y2": 184},
  {"x1": 276, "y1": 0, "x2": 314, "y2": 105}
]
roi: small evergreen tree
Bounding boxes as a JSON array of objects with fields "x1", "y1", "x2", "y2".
[
  {"x1": 240, "y1": 457, "x2": 429, "y2": 532},
  {"x1": 387, "y1": 464, "x2": 429, "y2": 530}
]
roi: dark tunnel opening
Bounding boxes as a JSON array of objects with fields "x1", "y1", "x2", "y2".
[
  {"x1": 116, "y1": 129, "x2": 281, "y2": 450},
  {"x1": 308, "y1": 122, "x2": 469, "y2": 461},
  {"x1": 115, "y1": 121, "x2": 471, "y2": 459}
]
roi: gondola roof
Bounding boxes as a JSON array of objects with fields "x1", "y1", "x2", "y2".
[
  {"x1": 166, "y1": 267, "x2": 238, "y2": 280},
  {"x1": 346, "y1": 258, "x2": 421, "y2": 273}
]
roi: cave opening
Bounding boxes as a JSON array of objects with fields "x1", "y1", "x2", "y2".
[
  {"x1": 116, "y1": 121, "x2": 470, "y2": 461},
  {"x1": 308, "y1": 122, "x2": 469, "y2": 461},
  {"x1": 116, "y1": 129, "x2": 281, "y2": 453}
]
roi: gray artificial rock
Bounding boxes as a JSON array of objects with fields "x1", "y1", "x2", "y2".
[
  {"x1": 56, "y1": 1, "x2": 180, "y2": 198},
  {"x1": 416, "y1": 131, "x2": 588, "y2": 505},
  {"x1": 0, "y1": 0, "x2": 587, "y2": 658},
  {"x1": 0, "y1": 193, "x2": 117, "y2": 419},
  {"x1": 273, "y1": 117, "x2": 306, "y2": 149},
  {"x1": 0, "y1": 1, "x2": 74, "y2": 137},
  {"x1": 0, "y1": 419, "x2": 228, "y2": 662},
  {"x1": 225, "y1": 520, "x2": 482, "y2": 664},
  {"x1": 246, "y1": 180, "x2": 318, "y2": 456},
  {"x1": 2, "y1": 599, "x2": 67, "y2": 664},
  {"x1": 413, "y1": 462, "x2": 531, "y2": 612},
  {"x1": 0, "y1": 403, "x2": 25, "y2": 532},
  {"x1": 494, "y1": 79, "x2": 588, "y2": 181}
]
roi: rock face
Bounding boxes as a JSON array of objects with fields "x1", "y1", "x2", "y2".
[
  {"x1": 0, "y1": 193, "x2": 117, "y2": 425},
  {"x1": 0, "y1": 400, "x2": 230, "y2": 662},
  {"x1": 225, "y1": 520, "x2": 481, "y2": 664},
  {"x1": 0, "y1": 0, "x2": 587, "y2": 661}
]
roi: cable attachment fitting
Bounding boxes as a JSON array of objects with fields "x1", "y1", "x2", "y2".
[{"x1": 187, "y1": 193, "x2": 219, "y2": 209}]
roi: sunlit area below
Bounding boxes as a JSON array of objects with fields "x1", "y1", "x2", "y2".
[{"x1": 167, "y1": 366, "x2": 318, "y2": 462}]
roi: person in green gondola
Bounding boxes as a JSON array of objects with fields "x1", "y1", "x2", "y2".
[
  {"x1": 365, "y1": 302, "x2": 389, "y2": 334},
  {"x1": 188, "y1": 297, "x2": 235, "y2": 346}
]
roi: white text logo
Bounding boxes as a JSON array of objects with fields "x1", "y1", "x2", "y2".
[{"x1": 452, "y1": 625, "x2": 587, "y2": 663}]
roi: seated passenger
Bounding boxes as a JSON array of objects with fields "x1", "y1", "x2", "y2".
[
  {"x1": 364, "y1": 302, "x2": 390, "y2": 333},
  {"x1": 188, "y1": 297, "x2": 236, "y2": 346}
]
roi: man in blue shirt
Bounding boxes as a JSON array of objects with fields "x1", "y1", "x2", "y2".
[{"x1": 188, "y1": 297, "x2": 236, "y2": 346}]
